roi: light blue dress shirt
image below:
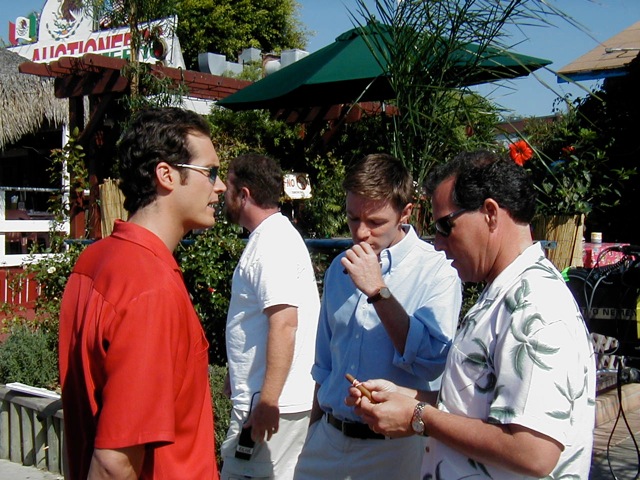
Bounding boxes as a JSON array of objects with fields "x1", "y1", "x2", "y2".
[{"x1": 312, "y1": 225, "x2": 462, "y2": 422}]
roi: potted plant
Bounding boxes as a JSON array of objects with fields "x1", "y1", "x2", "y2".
[{"x1": 508, "y1": 108, "x2": 635, "y2": 270}]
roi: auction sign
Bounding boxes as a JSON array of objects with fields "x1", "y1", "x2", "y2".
[{"x1": 8, "y1": 0, "x2": 185, "y2": 68}]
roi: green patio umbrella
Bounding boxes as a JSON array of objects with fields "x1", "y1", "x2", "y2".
[{"x1": 218, "y1": 22, "x2": 551, "y2": 111}]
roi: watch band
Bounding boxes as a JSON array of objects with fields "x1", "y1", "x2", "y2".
[
  {"x1": 411, "y1": 401, "x2": 429, "y2": 436},
  {"x1": 367, "y1": 286, "x2": 391, "y2": 304}
]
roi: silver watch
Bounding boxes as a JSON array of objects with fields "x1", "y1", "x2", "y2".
[{"x1": 411, "y1": 402, "x2": 429, "y2": 436}]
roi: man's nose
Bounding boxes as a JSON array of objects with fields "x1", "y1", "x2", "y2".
[
  {"x1": 433, "y1": 234, "x2": 445, "y2": 252},
  {"x1": 215, "y1": 177, "x2": 227, "y2": 193},
  {"x1": 354, "y1": 222, "x2": 370, "y2": 240}
]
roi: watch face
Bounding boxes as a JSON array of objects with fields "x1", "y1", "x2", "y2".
[
  {"x1": 411, "y1": 415, "x2": 424, "y2": 434},
  {"x1": 380, "y1": 287, "x2": 391, "y2": 299}
]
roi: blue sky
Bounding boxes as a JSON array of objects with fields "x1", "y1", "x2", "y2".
[{"x1": 2, "y1": 0, "x2": 640, "y2": 118}]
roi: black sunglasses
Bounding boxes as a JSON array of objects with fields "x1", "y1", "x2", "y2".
[
  {"x1": 174, "y1": 163, "x2": 219, "y2": 184},
  {"x1": 433, "y1": 208, "x2": 468, "y2": 237}
]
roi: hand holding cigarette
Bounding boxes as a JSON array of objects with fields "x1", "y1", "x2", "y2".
[{"x1": 345, "y1": 373, "x2": 376, "y2": 404}]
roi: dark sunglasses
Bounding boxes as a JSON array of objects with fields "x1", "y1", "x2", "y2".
[
  {"x1": 174, "y1": 163, "x2": 219, "y2": 184},
  {"x1": 433, "y1": 208, "x2": 468, "y2": 237}
]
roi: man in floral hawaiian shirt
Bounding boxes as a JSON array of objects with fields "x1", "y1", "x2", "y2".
[{"x1": 347, "y1": 150, "x2": 596, "y2": 479}]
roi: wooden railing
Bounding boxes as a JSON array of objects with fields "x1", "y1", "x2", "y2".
[{"x1": 0, "y1": 386, "x2": 65, "y2": 475}]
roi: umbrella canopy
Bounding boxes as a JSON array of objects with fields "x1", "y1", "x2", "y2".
[
  {"x1": 218, "y1": 22, "x2": 552, "y2": 111},
  {"x1": 0, "y1": 49, "x2": 67, "y2": 150}
]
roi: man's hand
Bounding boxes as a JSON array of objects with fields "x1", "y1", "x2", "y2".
[
  {"x1": 345, "y1": 378, "x2": 399, "y2": 407},
  {"x1": 354, "y1": 390, "x2": 418, "y2": 439},
  {"x1": 245, "y1": 400, "x2": 280, "y2": 443},
  {"x1": 341, "y1": 242, "x2": 384, "y2": 297}
]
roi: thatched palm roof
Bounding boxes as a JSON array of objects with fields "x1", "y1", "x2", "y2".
[{"x1": 0, "y1": 48, "x2": 67, "y2": 150}]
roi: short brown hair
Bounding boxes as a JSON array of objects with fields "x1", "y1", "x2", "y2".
[
  {"x1": 343, "y1": 153, "x2": 413, "y2": 211},
  {"x1": 228, "y1": 153, "x2": 282, "y2": 208}
]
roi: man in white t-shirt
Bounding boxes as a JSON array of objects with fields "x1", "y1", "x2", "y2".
[{"x1": 221, "y1": 153, "x2": 320, "y2": 480}]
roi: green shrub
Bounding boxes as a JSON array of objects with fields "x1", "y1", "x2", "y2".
[
  {"x1": 177, "y1": 221, "x2": 245, "y2": 365},
  {"x1": 0, "y1": 323, "x2": 59, "y2": 389},
  {"x1": 209, "y1": 364, "x2": 232, "y2": 469}
]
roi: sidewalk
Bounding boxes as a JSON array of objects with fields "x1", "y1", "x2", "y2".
[
  {"x1": 591, "y1": 382, "x2": 640, "y2": 479},
  {"x1": 0, "y1": 459, "x2": 63, "y2": 479}
]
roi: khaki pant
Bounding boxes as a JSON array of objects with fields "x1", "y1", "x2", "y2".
[
  {"x1": 293, "y1": 415, "x2": 426, "y2": 480},
  {"x1": 221, "y1": 408, "x2": 310, "y2": 480}
]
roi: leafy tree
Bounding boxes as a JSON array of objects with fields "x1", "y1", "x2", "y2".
[
  {"x1": 352, "y1": 0, "x2": 573, "y2": 232},
  {"x1": 88, "y1": 0, "x2": 182, "y2": 99},
  {"x1": 176, "y1": 0, "x2": 308, "y2": 71},
  {"x1": 565, "y1": 64, "x2": 640, "y2": 243}
]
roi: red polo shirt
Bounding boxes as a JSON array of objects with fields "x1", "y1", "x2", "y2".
[{"x1": 59, "y1": 221, "x2": 218, "y2": 479}]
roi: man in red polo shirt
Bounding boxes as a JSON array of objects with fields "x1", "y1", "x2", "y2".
[{"x1": 59, "y1": 107, "x2": 225, "y2": 479}]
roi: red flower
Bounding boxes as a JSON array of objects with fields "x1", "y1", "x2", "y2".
[
  {"x1": 207, "y1": 287, "x2": 216, "y2": 294},
  {"x1": 509, "y1": 140, "x2": 533, "y2": 166},
  {"x1": 561, "y1": 145, "x2": 576, "y2": 157}
]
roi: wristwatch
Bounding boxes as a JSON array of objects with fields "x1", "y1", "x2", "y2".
[
  {"x1": 367, "y1": 286, "x2": 391, "y2": 304},
  {"x1": 411, "y1": 402, "x2": 429, "y2": 436}
]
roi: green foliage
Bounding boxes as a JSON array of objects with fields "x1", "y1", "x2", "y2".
[
  {"x1": 461, "y1": 282, "x2": 484, "y2": 323},
  {"x1": 176, "y1": 0, "x2": 308, "y2": 71},
  {"x1": 88, "y1": 0, "x2": 186, "y2": 106},
  {"x1": 295, "y1": 153, "x2": 348, "y2": 239},
  {"x1": 122, "y1": 62, "x2": 190, "y2": 111},
  {"x1": 209, "y1": 364, "x2": 232, "y2": 469},
  {"x1": 177, "y1": 221, "x2": 245, "y2": 365},
  {"x1": 226, "y1": 61, "x2": 264, "y2": 82},
  {"x1": 207, "y1": 108, "x2": 356, "y2": 239},
  {"x1": 0, "y1": 323, "x2": 59, "y2": 389},
  {"x1": 27, "y1": 244, "x2": 87, "y2": 324},
  {"x1": 523, "y1": 104, "x2": 636, "y2": 216},
  {"x1": 208, "y1": 108, "x2": 303, "y2": 163},
  {"x1": 89, "y1": 0, "x2": 180, "y2": 58},
  {"x1": 0, "y1": 244, "x2": 86, "y2": 390},
  {"x1": 566, "y1": 65, "x2": 640, "y2": 243},
  {"x1": 354, "y1": 0, "x2": 536, "y2": 189},
  {"x1": 48, "y1": 127, "x2": 88, "y2": 242}
]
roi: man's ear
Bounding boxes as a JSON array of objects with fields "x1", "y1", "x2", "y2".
[
  {"x1": 400, "y1": 203, "x2": 413, "y2": 224},
  {"x1": 484, "y1": 198, "x2": 500, "y2": 231},
  {"x1": 155, "y1": 162, "x2": 176, "y2": 191}
]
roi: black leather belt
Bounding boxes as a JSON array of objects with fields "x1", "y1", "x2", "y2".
[{"x1": 326, "y1": 413, "x2": 385, "y2": 440}]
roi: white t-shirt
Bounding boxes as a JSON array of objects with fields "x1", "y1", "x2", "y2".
[{"x1": 226, "y1": 213, "x2": 320, "y2": 413}]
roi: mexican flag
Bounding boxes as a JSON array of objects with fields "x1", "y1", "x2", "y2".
[{"x1": 9, "y1": 13, "x2": 38, "y2": 46}]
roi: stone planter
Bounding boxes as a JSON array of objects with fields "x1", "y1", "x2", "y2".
[{"x1": 0, "y1": 385, "x2": 65, "y2": 476}]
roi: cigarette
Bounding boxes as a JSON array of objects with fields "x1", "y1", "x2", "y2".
[{"x1": 345, "y1": 373, "x2": 375, "y2": 403}]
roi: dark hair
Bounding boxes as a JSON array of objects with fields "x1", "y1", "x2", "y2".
[
  {"x1": 343, "y1": 153, "x2": 413, "y2": 211},
  {"x1": 425, "y1": 150, "x2": 537, "y2": 224},
  {"x1": 228, "y1": 153, "x2": 282, "y2": 208},
  {"x1": 118, "y1": 107, "x2": 211, "y2": 214}
]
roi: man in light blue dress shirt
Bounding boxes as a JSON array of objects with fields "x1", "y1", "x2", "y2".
[{"x1": 294, "y1": 153, "x2": 462, "y2": 480}]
